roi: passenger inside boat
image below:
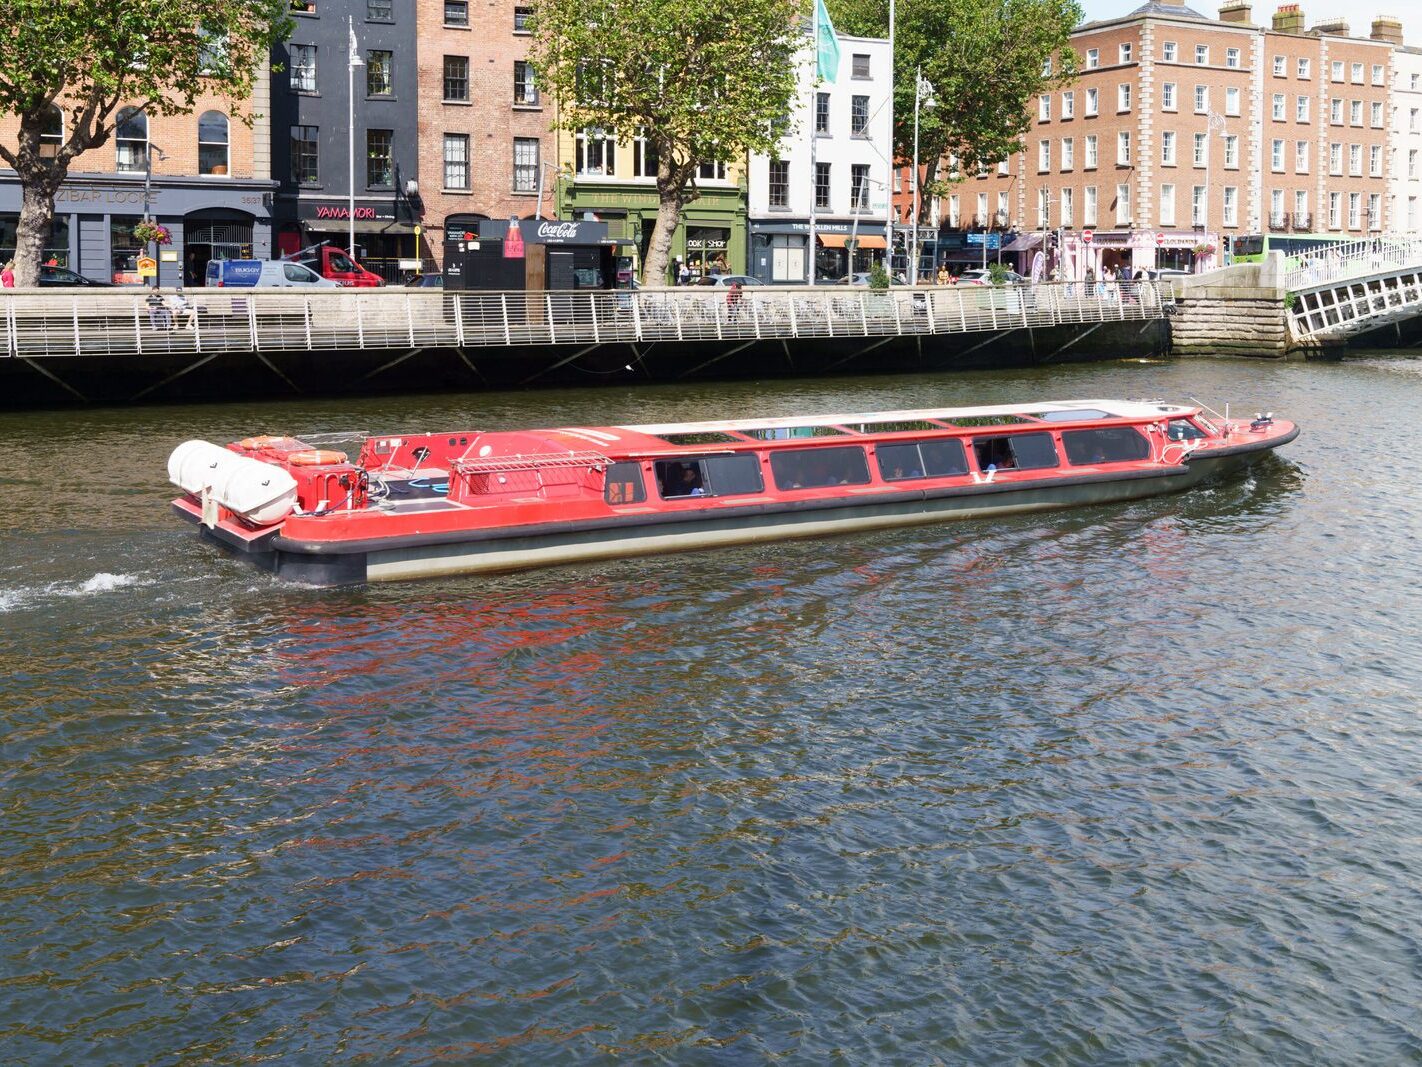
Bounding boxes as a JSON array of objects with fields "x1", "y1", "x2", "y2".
[
  {"x1": 973, "y1": 438, "x2": 1017, "y2": 470},
  {"x1": 660, "y1": 461, "x2": 706, "y2": 498}
]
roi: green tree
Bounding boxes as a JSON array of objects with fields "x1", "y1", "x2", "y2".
[
  {"x1": 829, "y1": 0, "x2": 1080, "y2": 225},
  {"x1": 0, "y1": 0, "x2": 290, "y2": 286},
  {"x1": 530, "y1": 0, "x2": 805, "y2": 285}
]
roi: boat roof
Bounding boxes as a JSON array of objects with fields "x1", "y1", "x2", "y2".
[{"x1": 619, "y1": 399, "x2": 1195, "y2": 437}]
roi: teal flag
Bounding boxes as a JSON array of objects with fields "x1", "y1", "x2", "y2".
[{"x1": 815, "y1": 0, "x2": 840, "y2": 83}]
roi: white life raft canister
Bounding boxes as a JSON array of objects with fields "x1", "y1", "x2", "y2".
[{"x1": 168, "y1": 440, "x2": 299, "y2": 526}]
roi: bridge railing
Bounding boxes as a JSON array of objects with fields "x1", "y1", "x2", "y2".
[
  {"x1": 1284, "y1": 235, "x2": 1422, "y2": 291},
  {"x1": 0, "y1": 281, "x2": 1168, "y2": 360}
]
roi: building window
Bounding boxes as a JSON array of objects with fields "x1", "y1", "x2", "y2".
[
  {"x1": 1061, "y1": 137, "x2": 1074, "y2": 169},
  {"x1": 1117, "y1": 130, "x2": 1130, "y2": 164},
  {"x1": 1039, "y1": 94, "x2": 1050, "y2": 121},
  {"x1": 1224, "y1": 134, "x2": 1238, "y2": 168},
  {"x1": 39, "y1": 105, "x2": 62, "y2": 158},
  {"x1": 1350, "y1": 100, "x2": 1362, "y2": 126},
  {"x1": 1195, "y1": 45, "x2": 1208, "y2": 65},
  {"x1": 1410, "y1": 148, "x2": 1418, "y2": 179},
  {"x1": 632, "y1": 129, "x2": 658, "y2": 178},
  {"x1": 1351, "y1": 62, "x2": 1363, "y2": 84},
  {"x1": 1038, "y1": 139, "x2": 1050, "y2": 172},
  {"x1": 1371, "y1": 101, "x2": 1383, "y2": 127},
  {"x1": 514, "y1": 60, "x2": 538, "y2": 104},
  {"x1": 1060, "y1": 187, "x2": 1073, "y2": 226},
  {"x1": 1192, "y1": 185, "x2": 1205, "y2": 225},
  {"x1": 291, "y1": 124, "x2": 318, "y2": 184},
  {"x1": 1162, "y1": 41, "x2": 1177, "y2": 62},
  {"x1": 289, "y1": 44, "x2": 317, "y2": 93},
  {"x1": 366, "y1": 50, "x2": 393, "y2": 96},
  {"x1": 367, "y1": 0, "x2": 392, "y2": 19},
  {"x1": 850, "y1": 164, "x2": 869, "y2": 210},
  {"x1": 1085, "y1": 133, "x2": 1097, "y2": 168},
  {"x1": 815, "y1": 162, "x2": 831, "y2": 209},
  {"x1": 1225, "y1": 47, "x2": 1240, "y2": 69},
  {"x1": 575, "y1": 128, "x2": 614, "y2": 175},
  {"x1": 443, "y1": 55, "x2": 468, "y2": 101},
  {"x1": 1271, "y1": 138, "x2": 1283, "y2": 171},
  {"x1": 1328, "y1": 191, "x2": 1341, "y2": 228},
  {"x1": 768, "y1": 159, "x2": 790, "y2": 207},
  {"x1": 443, "y1": 133, "x2": 469, "y2": 189},
  {"x1": 1296, "y1": 140, "x2": 1309, "y2": 172},
  {"x1": 1118, "y1": 83, "x2": 1131, "y2": 112},
  {"x1": 1195, "y1": 85, "x2": 1207, "y2": 113},
  {"x1": 1296, "y1": 189, "x2": 1309, "y2": 222},
  {"x1": 1372, "y1": 63, "x2": 1384, "y2": 86},
  {"x1": 1273, "y1": 55, "x2": 1285, "y2": 77},
  {"x1": 513, "y1": 137, "x2": 539, "y2": 191},
  {"x1": 514, "y1": 6, "x2": 532, "y2": 31},
  {"x1": 1037, "y1": 188, "x2": 1049, "y2": 227},
  {"x1": 1062, "y1": 91, "x2": 1074, "y2": 118},
  {"x1": 851, "y1": 53, "x2": 870, "y2": 79},
  {"x1": 1370, "y1": 144, "x2": 1382, "y2": 176},
  {"x1": 815, "y1": 92, "x2": 830, "y2": 134},
  {"x1": 1329, "y1": 142, "x2": 1342, "y2": 174},
  {"x1": 1348, "y1": 191, "x2": 1360, "y2": 228},
  {"x1": 366, "y1": 129, "x2": 393, "y2": 186},
  {"x1": 445, "y1": 0, "x2": 468, "y2": 25},
  {"x1": 1225, "y1": 87, "x2": 1240, "y2": 116},
  {"x1": 1115, "y1": 182, "x2": 1131, "y2": 224},
  {"x1": 850, "y1": 95, "x2": 869, "y2": 136},
  {"x1": 1222, "y1": 187, "x2": 1236, "y2": 226},
  {"x1": 1162, "y1": 83, "x2": 1176, "y2": 111},
  {"x1": 1085, "y1": 48, "x2": 1099, "y2": 69},
  {"x1": 1084, "y1": 185, "x2": 1098, "y2": 226},
  {"x1": 1349, "y1": 143, "x2": 1362, "y2": 176},
  {"x1": 698, "y1": 160, "x2": 726, "y2": 181},
  {"x1": 1331, "y1": 60, "x2": 1344, "y2": 82},
  {"x1": 115, "y1": 107, "x2": 147, "y2": 173},
  {"x1": 1297, "y1": 57, "x2": 1310, "y2": 79},
  {"x1": 1272, "y1": 93, "x2": 1285, "y2": 121},
  {"x1": 1085, "y1": 87, "x2": 1098, "y2": 116},
  {"x1": 1161, "y1": 130, "x2": 1176, "y2": 165},
  {"x1": 1194, "y1": 132, "x2": 1207, "y2": 166},
  {"x1": 1160, "y1": 183, "x2": 1175, "y2": 226},
  {"x1": 948, "y1": 194, "x2": 960, "y2": 227},
  {"x1": 1369, "y1": 192, "x2": 1381, "y2": 229},
  {"x1": 1119, "y1": 43, "x2": 1132, "y2": 64},
  {"x1": 197, "y1": 111, "x2": 229, "y2": 175},
  {"x1": 1297, "y1": 95, "x2": 1309, "y2": 122},
  {"x1": 1330, "y1": 99, "x2": 1342, "y2": 124},
  {"x1": 1271, "y1": 189, "x2": 1284, "y2": 225}
]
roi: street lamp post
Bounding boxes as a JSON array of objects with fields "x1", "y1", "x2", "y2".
[
  {"x1": 911, "y1": 69, "x2": 934, "y2": 286},
  {"x1": 1199, "y1": 110, "x2": 1226, "y2": 272},
  {"x1": 534, "y1": 161, "x2": 559, "y2": 221},
  {"x1": 848, "y1": 174, "x2": 887, "y2": 279},
  {"x1": 143, "y1": 143, "x2": 167, "y2": 289},
  {"x1": 348, "y1": 17, "x2": 365, "y2": 258}
]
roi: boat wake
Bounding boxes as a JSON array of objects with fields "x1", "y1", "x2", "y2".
[{"x1": 0, "y1": 571, "x2": 151, "y2": 613}]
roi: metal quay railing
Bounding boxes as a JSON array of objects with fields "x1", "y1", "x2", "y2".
[
  {"x1": 0, "y1": 281, "x2": 1170, "y2": 361},
  {"x1": 1283, "y1": 235, "x2": 1422, "y2": 292}
]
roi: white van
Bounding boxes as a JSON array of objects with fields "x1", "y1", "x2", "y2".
[{"x1": 205, "y1": 259, "x2": 340, "y2": 288}]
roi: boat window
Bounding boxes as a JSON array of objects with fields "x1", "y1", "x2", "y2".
[
  {"x1": 1028, "y1": 409, "x2": 1116, "y2": 422},
  {"x1": 943, "y1": 414, "x2": 1032, "y2": 428},
  {"x1": 1061, "y1": 427, "x2": 1151, "y2": 465},
  {"x1": 604, "y1": 461, "x2": 647, "y2": 504},
  {"x1": 735, "y1": 425, "x2": 846, "y2": 441},
  {"x1": 1165, "y1": 418, "x2": 1208, "y2": 441},
  {"x1": 841, "y1": 419, "x2": 946, "y2": 434},
  {"x1": 769, "y1": 446, "x2": 871, "y2": 490},
  {"x1": 972, "y1": 432, "x2": 1059, "y2": 471},
  {"x1": 656, "y1": 431, "x2": 741, "y2": 446},
  {"x1": 877, "y1": 439, "x2": 969, "y2": 481},
  {"x1": 655, "y1": 454, "x2": 763, "y2": 499}
]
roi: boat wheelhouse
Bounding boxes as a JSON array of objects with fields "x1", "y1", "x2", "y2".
[{"x1": 169, "y1": 399, "x2": 1299, "y2": 585}]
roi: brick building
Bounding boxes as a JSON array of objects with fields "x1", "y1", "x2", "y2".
[
  {"x1": 928, "y1": 1, "x2": 1399, "y2": 279},
  {"x1": 0, "y1": 79, "x2": 275, "y2": 287}
]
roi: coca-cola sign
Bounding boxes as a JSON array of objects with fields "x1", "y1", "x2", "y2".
[
  {"x1": 537, "y1": 221, "x2": 581, "y2": 240},
  {"x1": 466, "y1": 218, "x2": 609, "y2": 245}
]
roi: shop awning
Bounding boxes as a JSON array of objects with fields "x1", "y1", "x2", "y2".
[
  {"x1": 817, "y1": 234, "x2": 850, "y2": 248},
  {"x1": 851, "y1": 235, "x2": 887, "y2": 249},
  {"x1": 308, "y1": 219, "x2": 415, "y2": 235},
  {"x1": 1001, "y1": 234, "x2": 1042, "y2": 252}
]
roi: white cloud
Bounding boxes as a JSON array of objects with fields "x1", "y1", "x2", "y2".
[{"x1": 1080, "y1": 1, "x2": 1421, "y2": 44}]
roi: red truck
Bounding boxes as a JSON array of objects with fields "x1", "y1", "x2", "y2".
[{"x1": 283, "y1": 241, "x2": 385, "y2": 287}]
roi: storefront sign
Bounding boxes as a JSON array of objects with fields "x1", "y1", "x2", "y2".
[
  {"x1": 137, "y1": 256, "x2": 157, "y2": 279},
  {"x1": 473, "y1": 219, "x2": 608, "y2": 245},
  {"x1": 54, "y1": 186, "x2": 148, "y2": 205},
  {"x1": 686, "y1": 227, "x2": 729, "y2": 252},
  {"x1": 299, "y1": 201, "x2": 397, "y2": 224},
  {"x1": 504, "y1": 218, "x2": 526, "y2": 259}
]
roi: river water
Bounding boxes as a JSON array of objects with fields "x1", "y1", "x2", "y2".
[{"x1": 3, "y1": 356, "x2": 1421, "y2": 1064}]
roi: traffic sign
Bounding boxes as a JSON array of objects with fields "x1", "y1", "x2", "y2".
[
  {"x1": 966, "y1": 233, "x2": 1002, "y2": 249},
  {"x1": 1155, "y1": 232, "x2": 1165, "y2": 246},
  {"x1": 1082, "y1": 229, "x2": 1094, "y2": 245}
]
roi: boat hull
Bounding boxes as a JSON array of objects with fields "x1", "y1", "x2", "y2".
[{"x1": 174, "y1": 434, "x2": 1290, "y2": 585}]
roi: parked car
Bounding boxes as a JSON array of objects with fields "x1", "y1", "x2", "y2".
[
  {"x1": 204, "y1": 259, "x2": 340, "y2": 288},
  {"x1": 691, "y1": 274, "x2": 764, "y2": 287},
  {"x1": 957, "y1": 267, "x2": 1026, "y2": 286},
  {"x1": 38, "y1": 266, "x2": 112, "y2": 287},
  {"x1": 835, "y1": 271, "x2": 909, "y2": 287},
  {"x1": 404, "y1": 273, "x2": 444, "y2": 288}
]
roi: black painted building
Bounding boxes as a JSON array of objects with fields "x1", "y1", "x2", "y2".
[{"x1": 271, "y1": 0, "x2": 422, "y2": 281}]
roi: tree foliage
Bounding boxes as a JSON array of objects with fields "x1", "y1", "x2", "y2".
[
  {"x1": 0, "y1": 0, "x2": 290, "y2": 284},
  {"x1": 530, "y1": 0, "x2": 805, "y2": 284},
  {"x1": 828, "y1": 0, "x2": 1081, "y2": 220}
]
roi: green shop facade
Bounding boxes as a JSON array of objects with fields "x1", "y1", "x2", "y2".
[{"x1": 555, "y1": 179, "x2": 747, "y2": 284}]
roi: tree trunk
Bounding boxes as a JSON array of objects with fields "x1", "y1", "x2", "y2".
[
  {"x1": 643, "y1": 157, "x2": 696, "y2": 286},
  {"x1": 14, "y1": 182, "x2": 59, "y2": 288}
]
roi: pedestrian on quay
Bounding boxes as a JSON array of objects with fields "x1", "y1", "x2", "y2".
[
  {"x1": 1085, "y1": 266, "x2": 1097, "y2": 299},
  {"x1": 676, "y1": 258, "x2": 690, "y2": 286},
  {"x1": 936, "y1": 264, "x2": 950, "y2": 286},
  {"x1": 726, "y1": 280, "x2": 743, "y2": 322},
  {"x1": 1, "y1": 260, "x2": 14, "y2": 288}
]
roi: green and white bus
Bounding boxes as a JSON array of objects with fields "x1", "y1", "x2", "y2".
[{"x1": 1227, "y1": 233, "x2": 1353, "y2": 268}]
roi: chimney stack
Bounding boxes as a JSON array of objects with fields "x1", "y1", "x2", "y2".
[
  {"x1": 1371, "y1": 16, "x2": 1403, "y2": 46},
  {"x1": 1219, "y1": 2, "x2": 1253, "y2": 24},
  {"x1": 1311, "y1": 17, "x2": 1351, "y2": 37},
  {"x1": 1272, "y1": 3, "x2": 1304, "y2": 33}
]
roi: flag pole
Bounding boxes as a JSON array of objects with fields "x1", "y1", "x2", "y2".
[
  {"x1": 807, "y1": 2, "x2": 819, "y2": 285},
  {"x1": 885, "y1": 0, "x2": 895, "y2": 281}
]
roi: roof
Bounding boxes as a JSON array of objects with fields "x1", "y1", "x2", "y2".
[{"x1": 1129, "y1": 1, "x2": 1209, "y2": 16}]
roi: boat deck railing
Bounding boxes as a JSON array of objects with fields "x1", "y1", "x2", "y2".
[{"x1": 1, "y1": 282, "x2": 1170, "y2": 360}]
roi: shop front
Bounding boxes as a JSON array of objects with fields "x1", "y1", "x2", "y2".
[
  {"x1": 0, "y1": 175, "x2": 273, "y2": 287},
  {"x1": 746, "y1": 219, "x2": 888, "y2": 284},
  {"x1": 276, "y1": 198, "x2": 421, "y2": 284},
  {"x1": 556, "y1": 181, "x2": 746, "y2": 285}
]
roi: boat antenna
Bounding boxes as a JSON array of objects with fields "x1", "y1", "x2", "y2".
[{"x1": 1188, "y1": 396, "x2": 1228, "y2": 422}]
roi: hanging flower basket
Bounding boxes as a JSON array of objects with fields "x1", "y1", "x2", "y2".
[
  {"x1": 1191, "y1": 242, "x2": 1215, "y2": 258},
  {"x1": 133, "y1": 220, "x2": 172, "y2": 246}
]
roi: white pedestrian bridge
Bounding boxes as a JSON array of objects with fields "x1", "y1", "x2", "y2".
[{"x1": 1287, "y1": 236, "x2": 1422, "y2": 342}]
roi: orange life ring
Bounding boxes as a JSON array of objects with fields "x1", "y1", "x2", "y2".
[
  {"x1": 239, "y1": 434, "x2": 291, "y2": 451},
  {"x1": 287, "y1": 449, "x2": 348, "y2": 466}
]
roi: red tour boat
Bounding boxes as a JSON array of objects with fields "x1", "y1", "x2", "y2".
[{"x1": 168, "y1": 399, "x2": 1299, "y2": 585}]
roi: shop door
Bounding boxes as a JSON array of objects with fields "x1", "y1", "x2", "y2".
[{"x1": 186, "y1": 220, "x2": 254, "y2": 286}]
